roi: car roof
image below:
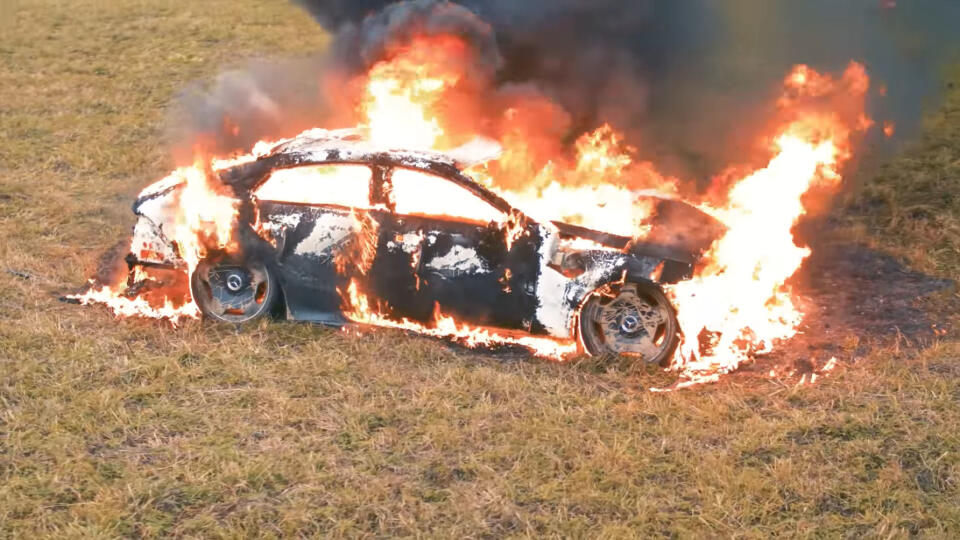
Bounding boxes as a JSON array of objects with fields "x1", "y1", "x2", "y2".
[
  {"x1": 266, "y1": 128, "x2": 503, "y2": 171},
  {"x1": 217, "y1": 128, "x2": 516, "y2": 215}
]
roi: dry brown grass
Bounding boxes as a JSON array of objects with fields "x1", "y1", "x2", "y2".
[{"x1": 1, "y1": 0, "x2": 958, "y2": 536}]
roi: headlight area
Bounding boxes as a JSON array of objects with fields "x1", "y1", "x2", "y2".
[{"x1": 548, "y1": 249, "x2": 587, "y2": 278}]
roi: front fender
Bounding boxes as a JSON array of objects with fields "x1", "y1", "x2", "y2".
[{"x1": 534, "y1": 248, "x2": 668, "y2": 339}]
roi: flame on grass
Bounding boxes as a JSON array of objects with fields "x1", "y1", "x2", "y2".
[
  {"x1": 341, "y1": 280, "x2": 577, "y2": 360},
  {"x1": 661, "y1": 63, "x2": 870, "y2": 388}
]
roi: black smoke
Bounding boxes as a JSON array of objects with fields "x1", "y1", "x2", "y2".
[
  {"x1": 294, "y1": 0, "x2": 960, "y2": 176},
  {"x1": 171, "y1": 0, "x2": 960, "y2": 179}
]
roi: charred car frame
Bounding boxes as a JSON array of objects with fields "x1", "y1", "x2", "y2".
[{"x1": 129, "y1": 129, "x2": 722, "y2": 364}]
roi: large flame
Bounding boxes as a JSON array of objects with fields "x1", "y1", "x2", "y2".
[
  {"x1": 668, "y1": 133, "x2": 840, "y2": 377},
  {"x1": 475, "y1": 125, "x2": 670, "y2": 238},
  {"x1": 663, "y1": 63, "x2": 869, "y2": 385},
  {"x1": 76, "y1": 29, "x2": 872, "y2": 387},
  {"x1": 361, "y1": 35, "x2": 468, "y2": 150}
]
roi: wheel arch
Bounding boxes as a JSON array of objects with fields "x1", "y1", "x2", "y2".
[
  {"x1": 190, "y1": 253, "x2": 283, "y2": 323},
  {"x1": 571, "y1": 275, "x2": 679, "y2": 363}
]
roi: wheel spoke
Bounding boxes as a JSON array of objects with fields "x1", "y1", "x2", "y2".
[
  {"x1": 583, "y1": 283, "x2": 676, "y2": 362},
  {"x1": 192, "y1": 260, "x2": 273, "y2": 322},
  {"x1": 638, "y1": 302, "x2": 666, "y2": 335}
]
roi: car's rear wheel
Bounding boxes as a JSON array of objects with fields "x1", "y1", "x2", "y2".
[
  {"x1": 190, "y1": 258, "x2": 279, "y2": 323},
  {"x1": 578, "y1": 282, "x2": 679, "y2": 365}
]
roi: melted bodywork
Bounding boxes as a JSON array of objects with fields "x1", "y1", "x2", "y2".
[{"x1": 129, "y1": 132, "x2": 723, "y2": 340}]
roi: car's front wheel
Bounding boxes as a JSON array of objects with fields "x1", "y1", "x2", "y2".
[
  {"x1": 190, "y1": 258, "x2": 280, "y2": 323},
  {"x1": 578, "y1": 282, "x2": 680, "y2": 366}
]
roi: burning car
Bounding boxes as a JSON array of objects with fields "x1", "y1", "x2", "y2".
[{"x1": 128, "y1": 128, "x2": 722, "y2": 365}]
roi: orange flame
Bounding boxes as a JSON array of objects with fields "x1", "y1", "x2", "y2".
[
  {"x1": 361, "y1": 36, "x2": 468, "y2": 150},
  {"x1": 667, "y1": 132, "x2": 841, "y2": 378},
  {"x1": 73, "y1": 158, "x2": 240, "y2": 319},
  {"x1": 170, "y1": 158, "x2": 240, "y2": 270},
  {"x1": 477, "y1": 124, "x2": 673, "y2": 238},
  {"x1": 662, "y1": 63, "x2": 870, "y2": 387},
  {"x1": 72, "y1": 283, "x2": 200, "y2": 326}
]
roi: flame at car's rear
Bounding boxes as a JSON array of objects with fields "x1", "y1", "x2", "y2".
[{"x1": 72, "y1": 8, "x2": 874, "y2": 388}]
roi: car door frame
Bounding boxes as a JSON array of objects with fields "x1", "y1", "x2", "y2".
[
  {"x1": 251, "y1": 161, "x2": 378, "y2": 324},
  {"x1": 371, "y1": 164, "x2": 546, "y2": 332}
]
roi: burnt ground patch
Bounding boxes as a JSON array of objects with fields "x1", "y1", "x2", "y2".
[{"x1": 740, "y1": 241, "x2": 956, "y2": 378}]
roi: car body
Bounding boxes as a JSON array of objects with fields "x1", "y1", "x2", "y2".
[{"x1": 129, "y1": 129, "x2": 723, "y2": 362}]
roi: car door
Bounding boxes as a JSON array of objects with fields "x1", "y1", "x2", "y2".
[
  {"x1": 368, "y1": 166, "x2": 542, "y2": 331},
  {"x1": 253, "y1": 162, "x2": 375, "y2": 323}
]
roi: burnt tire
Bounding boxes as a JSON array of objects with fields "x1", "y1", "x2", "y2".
[
  {"x1": 190, "y1": 258, "x2": 280, "y2": 323},
  {"x1": 578, "y1": 282, "x2": 679, "y2": 366}
]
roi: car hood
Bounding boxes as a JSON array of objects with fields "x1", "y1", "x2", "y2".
[{"x1": 551, "y1": 196, "x2": 725, "y2": 264}]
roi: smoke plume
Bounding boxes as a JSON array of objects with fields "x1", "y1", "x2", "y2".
[{"x1": 170, "y1": 0, "x2": 960, "y2": 180}]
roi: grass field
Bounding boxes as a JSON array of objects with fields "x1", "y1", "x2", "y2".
[{"x1": 2, "y1": 0, "x2": 959, "y2": 536}]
